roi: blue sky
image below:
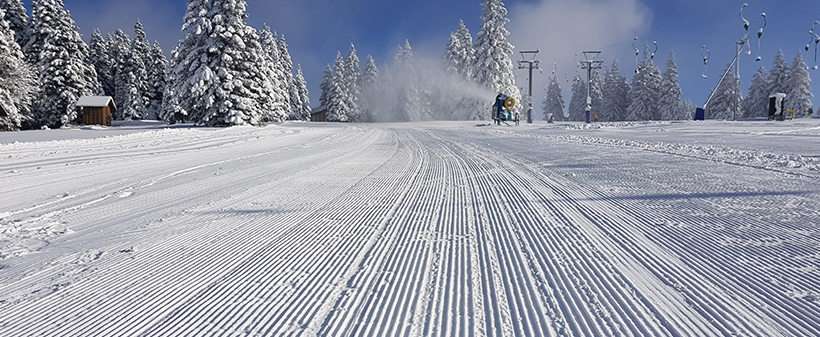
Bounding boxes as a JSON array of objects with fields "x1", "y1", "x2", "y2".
[{"x1": 37, "y1": 0, "x2": 820, "y2": 113}]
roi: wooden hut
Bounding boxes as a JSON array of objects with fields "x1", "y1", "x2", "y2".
[
  {"x1": 310, "y1": 106, "x2": 327, "y2": 122},
  {"x1": 76, "y1": 96, "x2": 115, "y2": 126}
]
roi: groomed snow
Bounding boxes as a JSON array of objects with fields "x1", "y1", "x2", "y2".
[{"x1": 1, "y1": 119, "x2": 819, "y2": 336}]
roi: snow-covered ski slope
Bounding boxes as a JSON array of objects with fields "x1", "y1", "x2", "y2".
[{"x1": 1, "y1": 119, "x2": 819, "y2": 336}]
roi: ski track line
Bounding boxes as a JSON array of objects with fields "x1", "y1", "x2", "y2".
[
  {"x1": 0, "y1": 125, "x2": 382, "y2": 334},
  {"x1": 0, "y1": 127, "x2": 366, "y2": 332},
  {"x1": 450, "y1": 135, "x2": 654, "y2": 337},
  {"x1": 0, "y1": 127, "x2": 346, "y2": 290},
  {"x1": 550, "y1": 132, "x2": 820, "y2": 335},
  {"x1": 3, "y1": 124, "x2": 818, "y2": 336},
  {"x1": 479, "y1": 127, "x2": 820, "y2": 336},
  {"x1": 136, "y1": 127, "x2": 416, "y2": 331}
]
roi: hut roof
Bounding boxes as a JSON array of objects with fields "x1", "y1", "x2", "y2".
[{"x1": 76, "y1": 96, "x2": 117, "y2": 111}]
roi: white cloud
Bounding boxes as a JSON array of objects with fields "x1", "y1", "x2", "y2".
[{"x1": 507, "y1": 0, "x2": 652, "y2": 101}]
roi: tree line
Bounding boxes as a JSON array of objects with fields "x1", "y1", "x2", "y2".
[
  {"x1": 544, "y1": 47, "x2": 813, "y2": 122},
  {"x1": 319, "y1": 0, "x2": 521, "y2": 122},
  {"x1": 0, "y1": 0, "x2": 309, "y2": 131}
]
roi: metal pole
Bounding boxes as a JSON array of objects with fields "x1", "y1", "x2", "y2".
[{"x1": 528, "y1": 65, "x2": 534, "y2": 101}]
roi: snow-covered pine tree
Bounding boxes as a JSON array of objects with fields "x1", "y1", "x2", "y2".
[
  {"x1": 659, "y1": 51, "x2": 685, "y2": 120},
  {"x1": 393, "y1": 41, "x2": 422, "y2": 122},
  {"x1": 1, "y1": 0, "x2": 27, "y2": 48},
  {"x1": 708, "y1": 63, "x2": 742, "y2": 120},
  {"x1": 293, "y1": 65, "x2": 310, "y2": 120},
  {"x1": 682, "y1": 99, "x2": 694, "y2": 120},
  {"x1": 625, "y1": 46, "x2": 660, "y2": 121},
  {"x1": 568, "y1": 74, "x2": 586, "y2": 121},
  {"x1": 145, "y1": 41, "x2": 167, "y2": 120},
  {"x1": 0, "y1": 7, "x2": 36, "y2": 130},
  {"x1": 327, "y1": 51, "x2": 350, "y2": 122},
  {"x1": 319, "y1": 64, "x2": 332, "y2": 110},
  {"x1": 358, "y1": 55, "x2": 378, "y2": 122},
  {"x1": 172, "y1": 0, "x2": 278, "y2": 126},
  {"x1": 118, "y1": 71, "x2": 144, "y2": 121},
  {"x1": 343, "y1": 43, "x2": 361, "y2": 121},
  {"x1": 472, "y1": 0, "x2": 520, "y2": 114},
  {"x1": 602, "y1": 60, "x2": 629, "y2": 121},
  {"x1": 743, "y1": 66, "x2": 769, "y2": 118},
  {"x1": 258, "y1": 26, "x2": 287, "y2": 121},
  {"x1": 112, "y1": 29, "x2": 144, "y2": 120},
  {"x1": 444, "y1": 20, "x2": 474, "y2": 79},
  {"x1": 131, "y1": 20, "x2": 151, "y2": 113},
  {"x1": 163, "y1": 0, "x2": 211, "y2": 124},
  {"x1": 25, "y1": 0, "x2": 100, "y2": 128},
  {"x1": 767, "y1": 50, "x2": 789, "y2": 97},
  {"x1": 87, "y1": 29, "x2": 115, "y2": 97},
  {"x1": 542, "y1": 74, "x2": 564, "y2": 121},
  {"x1": 785, "y1": 51, "x2": 813, "y2": 117},
  {"x1": 590, "y1": 70, "x2": 604, "y2": 120},
  {"x1": 206, "y1": 0, "x2": 278, "y2": 126},
  {"x1": 279, "y1": 34, "x2": 301, "y2": 120}
]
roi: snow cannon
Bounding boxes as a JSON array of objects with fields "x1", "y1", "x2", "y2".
[{"x1": 492, "y1": 94, "x2": 519, "y2": 125}]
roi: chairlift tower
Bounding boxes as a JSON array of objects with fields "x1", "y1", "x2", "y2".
[
  {"x1": 580, "y1": 51, "x2": 604, "y2": 123},
  {"x1": 518, "y1": 49, "x2": 541, "y2": 124}
]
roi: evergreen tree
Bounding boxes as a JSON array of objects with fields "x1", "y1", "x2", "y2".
[
  {"x1": 568, "y1": 74, "x2": 586, "y2": 121},
  {"x1": 279, "y1": 34, "x2": 301, "y2": 120},
  {"x1": 590, "y1": 70, "x2": 604, "y2": 120},
  {"x1": 391, "y1": 41, "x2": 422, "y2": 121},
  {"x1": 767, "y1": 50, "x2": 789, "y2": 97},
  {"x1": 25, "y1": 0, "x2": 100, "y2": 128},
  {"x1": 359, "y1": 55, "x2": 378, "y2": 122},
  {"x1": 163, "y1": 0, "x2": 211, "y2": 124},
  {"x1": 118, "y1": 71, "x2": 144, "y2": 121},
  {"x1": 743, "y1": 66, "x2": 769, "y2": 118},
  {"x1": 444, "y1": 20, "x2": 474, "y2": 79},
  {"x1": 0, "y1": 7, "x2": 36, "y2": 130},
  {"x1": 112, "y1": 29, "x2": 143, "y2": 120},
  {"x1": 327, "y1": 51, "x2": 350, "y2": 122},
  {"x1": 145, "y1": 41, "x2": 168, "y2": 120},
  {"x1": 293, "y1": 65, "x2": 310, "y2": 120},
  {"x1": 708, "y1": 63, "x2": 742, "y2": 120},
  {"x1": 625, "y1": 47, "x2": 660, "y2": 121},
  {"x1": 1, "y1": 0, "x2": 27, "y2": 48},
  {"x1": 659, "y1": 51, "x2": 684, "y2": 120},
  {"x1": 87, "y1": 29, "x2": 115, "y2": 97},
  {"x1": 681, "y1": 99, "x2": 694, "y2": 120},
  {"x1": 785, "y1": 51, "x2": 813, "y2": 117},
  {"x1": 319, "y1": 64, "x2": 332, "y2": 110},
  {"x1": 343, "y1": 43, "x2": 361, "y2": 121},
  {"x1": 168, "y1": 0, "x2": 278, "y2": 126},
  {"x1": 542, "y1": 74, "x2": 564, "y2": 121},
  {"x1": 258, "y1": 26, "x2": 287, "y2": 121},
  {"x1": 131, "y1": 20, "x2": 151, "y2": 111},
  {"x1": 472, "y1": 0, "x2": 520, "y2": 113},
  {"x1": 602, "y1": 60, "x2": 629, "y2": 121}
]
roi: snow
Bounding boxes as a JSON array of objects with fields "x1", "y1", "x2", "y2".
[
  {"x1": 75, "y1": 96, "x2": 115, "y2": 108},
  {"x1": 1, "y1": 118, "x2": 819, "y2": 336}
]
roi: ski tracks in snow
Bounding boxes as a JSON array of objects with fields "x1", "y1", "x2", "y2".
[{"x1": 0, "y1": 123, "x2": 818, "y2": 336}]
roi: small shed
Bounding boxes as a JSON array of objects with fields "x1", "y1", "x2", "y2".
[
  {"x1": 76, "y1": 96, "x2": 115, "y2": 126},
  {"x1": 310, "y1": 106, "x2": 327, "y2": 122}
]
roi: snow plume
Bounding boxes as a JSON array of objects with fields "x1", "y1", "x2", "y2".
[
  {"x1": 507, "y1": 0, "x2": 651, "y2": 105},
  {"x1": 365, "y1": 52, "x2": 497, "y2": 123}
]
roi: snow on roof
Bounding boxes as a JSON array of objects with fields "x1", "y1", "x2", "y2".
[{"x1": 76, "y1": 96, "x2": 116, "y2": 109}]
